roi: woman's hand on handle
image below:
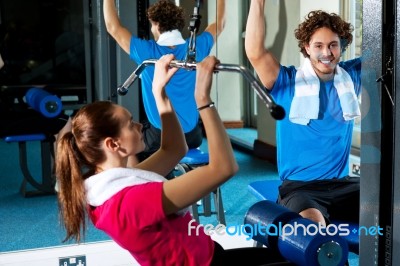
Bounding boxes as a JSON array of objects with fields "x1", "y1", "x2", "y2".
[
  {"x1": 152, "y1": 54, "x2": 179, "y2": 98},
  {"x1": 196, "y1": 56, "x2": 237, "y2": 178},
  {"x1": 162, "y1": 56, "x2": 238, "y2": 216},
  {"x1": 195, "y1": 56, "x2": 220, "y2": 106},
  {"x1": 137, "y1": 54, "x2": 187, "y2": 176}
]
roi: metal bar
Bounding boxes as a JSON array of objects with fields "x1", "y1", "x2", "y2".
[{"x1": 117, "y1": 59, "x2": 285, "y2": 120}]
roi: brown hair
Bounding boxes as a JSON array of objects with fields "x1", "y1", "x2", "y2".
[
  {"x1": 56, "y1": 101, "x2": 123, "y2": 242},
  {"x1": 294, "y1": 10, "x2": 353, "y2": 58},
  {"x1": 147, "y1": 0, "x2": 185, "y2": 33}
]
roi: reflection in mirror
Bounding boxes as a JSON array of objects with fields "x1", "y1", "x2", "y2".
[{"x1": 0, "y1": 0, "x2": 100, "y2": 253}]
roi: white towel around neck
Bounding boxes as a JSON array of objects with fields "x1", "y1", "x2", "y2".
[
  {"x1": 156, "y1": 30, "x2": 186, "y2": 46},
  {"x1": 289, "y1": 58, "x2": 361, "y2": 125},
  {"x1": 84, "y1": 168, "x2": 189, "y2": 216}
]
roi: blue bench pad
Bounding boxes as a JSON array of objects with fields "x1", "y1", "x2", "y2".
[{"x1": 5, "y1": 134, "x2": 46, "y2": 142}]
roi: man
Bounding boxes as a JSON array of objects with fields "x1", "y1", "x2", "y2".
[
  {"x1": 245, "y1": 0, "x2": 361, "y2": 226},
  {"x1": 103, "y1": 0, "x2": 225, "y2": 166}
]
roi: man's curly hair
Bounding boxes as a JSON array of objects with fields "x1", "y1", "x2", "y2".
[
  {"x1": 294, "y1": 10, "x2": 354, "y2": 58},
  {"x1": 147, "y1": 0, "x2": 185, "y2": 33}
]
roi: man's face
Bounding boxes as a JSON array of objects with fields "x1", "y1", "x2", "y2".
[{"x1": 305, "y1": 27, "x2": 342, "y2": 81}]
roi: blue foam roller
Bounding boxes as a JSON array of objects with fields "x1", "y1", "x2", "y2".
[
  {"x1": 278, "y1": 218, "x2": 348, "y2": 266},
  {"x1": 244, "y1": 200, "x2": 349, "y2": 266},
  {"x1": 244, "y1": 200, "x2": 301, "y2": 248},
  {"x1": 25, "y1": 87, "x2": 62, "y2": 118}
]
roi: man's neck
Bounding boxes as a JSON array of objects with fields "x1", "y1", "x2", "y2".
[{"x1": 316, "y1": 71, "x2": 335, "y2": 82}]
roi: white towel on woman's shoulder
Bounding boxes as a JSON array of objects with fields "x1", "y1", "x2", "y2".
[
  {"x1": 85, "y1": 168, "x2": 165, "y2": 206},
  {"x1": 84, "y1": 167, "x2": 189, "y2": 216},
  {"x1": 289, "y1": 58, "x2": 361, "y2": 125}
]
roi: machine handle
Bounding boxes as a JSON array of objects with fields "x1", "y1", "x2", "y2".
[{"x1": 117, "y1": 59, "x2": 285, "y2": 120}]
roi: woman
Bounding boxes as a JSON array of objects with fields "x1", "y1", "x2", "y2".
[{"x1": 56, "y1": 55, "x2": 288, "y2": 265}]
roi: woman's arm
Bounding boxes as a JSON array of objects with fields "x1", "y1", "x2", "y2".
[
  {"x1": 162, "y1": 56, "x2": 238, "y2": 215},
  {"x1": 136, "y1": 54, "x2": 188, "y2": 176},
  {"x1": 103, "y1": 0, "x2": 132, "y2": 54}
]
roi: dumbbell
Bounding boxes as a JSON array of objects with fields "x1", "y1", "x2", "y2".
[{"x1": 25, "y1": 87, "x2": 62, "y2": 118}]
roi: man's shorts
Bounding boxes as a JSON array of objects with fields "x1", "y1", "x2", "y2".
[{"x1": 277, "y1": 176, "x2": 360, "y2": 223}]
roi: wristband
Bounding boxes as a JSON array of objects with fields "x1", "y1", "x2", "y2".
[{"x1": 197, "y1": 102, "x2": 215, "y2": 111}]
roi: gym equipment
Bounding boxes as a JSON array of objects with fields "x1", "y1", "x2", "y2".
[
  {"x1": 116, "y1": 1, "x2": 284, "y2": 120},
  {"x1": 4, "y1": 134, "x2": 54, "y2": 197},
  {"x1": 117, "y1": 59, "x2": 285, "y2": 120},
  {"x1": 25, "y1": 87, "x2": 62, "y2": 118},
  {"x1": 186, "y1": 0, "x2": 203, "y2": 63},
  {"x1": 0, "y1": 85, "x2": 87, "y2": 115},
  {"x1": 361, "y1": 0, "x2": 400, "y2": 264},
  {"x1": 2, "y1": 88, "x2": 63, "y2": 197},
  {"x1": 244, "y1": 200, "x2": 349, "y2": 266},
  {"x1": 175, "y1": 148, "x2": 226, "y2": 225},
  {"x1": 248, "y1": 179, "x2": 360, "y2": 254}
]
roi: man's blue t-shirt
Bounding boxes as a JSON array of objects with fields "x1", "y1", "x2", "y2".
[
  {"x1": 270, "y1": 58, "x2": 362, "y2": 181},
  {"x1": 130, "y1": 32, "x2": 214, "y2": 132}
]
